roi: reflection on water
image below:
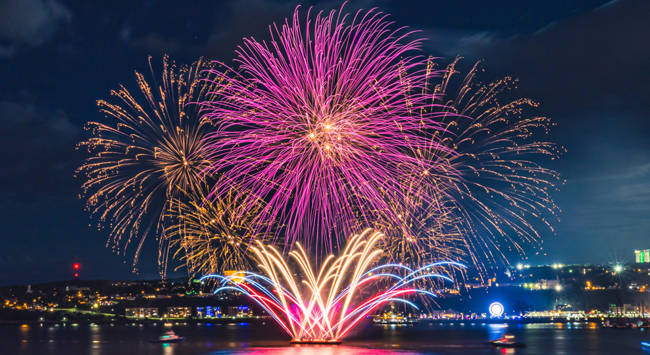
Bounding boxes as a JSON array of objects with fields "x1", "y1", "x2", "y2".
[
  {"x1": 163, "y1": 342, "x2": 175, "y2": 355},
  {"x1": 3, "y1": 321, "x2": 649, "y2": 355},
  {"x1": 487, "y1": 323, "x2": 508, "y2": 341},
  {"x1": 210, "y1": 346, "x2": 423, "y2": 355},
  {"x1": 90, "y1": 323, "x2": 101, "y2": 355}
]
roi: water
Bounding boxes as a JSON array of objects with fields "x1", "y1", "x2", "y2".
[{"x1": 5, "y1": 321, "x2": 649, "y2": 354}]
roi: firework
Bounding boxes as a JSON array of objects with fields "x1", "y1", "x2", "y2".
[
  {"x1": 76, "y1": 55, "x2": 221, "y2": 269},
  {"x1": 202, "y1": 229, "x2": 463, "y2": 342},
  {"x1": 201, "y1": 5, "x2": 451, "y2": 252},
  {"x1": 410, "y1": 58, "x2": 563, "y2": 273},
  {"x1": 162, "y1": 186, "x2": 270, "y2": 277},
  {"x1": 376, "y1": 183, "x2": 467, "y2": 279}
]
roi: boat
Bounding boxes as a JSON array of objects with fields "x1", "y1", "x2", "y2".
[
  {"x1": 642, "y1": 341, "x2": 650, "y2": 348},
  {"x1": 489, "y1": 334, "x2": 525, "y2": 348},
  {"x1": 150, "y1": 330, "x2": 184, "y2": 343}
]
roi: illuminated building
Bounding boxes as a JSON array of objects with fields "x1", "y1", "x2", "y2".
[
  {"x1": 226, "y1": 306, "x2": 251, "y2": 317},
  {"x1": 635, "y1": 249, "x2": 650, "y2": 263},
  {"x1": 164, "y1": 306, "x2": 191, "y2": 318},
  {"x1": 125, "y1": 307, "x2": 158, "y2": 318},
  {"x1": 520, "y1": 278, "x2": 562, "y2": 291},
  {"x1": 196, "y1": 306, "x2": 222, "y2": 318}
]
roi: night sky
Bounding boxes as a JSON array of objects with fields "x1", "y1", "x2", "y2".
[{"x1": 1, "y1": 0, "x2": 648, "y2": 285}]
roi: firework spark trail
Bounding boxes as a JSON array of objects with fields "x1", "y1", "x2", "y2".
[
  {"x1": 405, "y1": 57, "x2": 563, "y2": 273},
  {"x1": 163, "y1": 186, "x2": 270, "y2": 277},
  {"x1": 75, "y1": 5, "x2": 560, "y2": 304},
  {"x1": 76, "y1": 56, "x2": 222, "y2": 271},
  {"x1": 374, "y1": 180, "x2": 468, "y2": 293},
  {"x1": 201, "y1": 5, "x2": 454, "y2": 252},
  {"x1": 201, "y1": 229, "x2": 464, "y2": 341}
]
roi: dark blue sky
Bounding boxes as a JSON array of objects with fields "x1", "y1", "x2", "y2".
[{"x1": 1, "y1": 0, "x2": 648, "y2": 285}]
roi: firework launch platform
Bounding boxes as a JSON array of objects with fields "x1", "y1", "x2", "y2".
[{"x1": 290, "y1": 339, "x2": 342, "y2": 345}]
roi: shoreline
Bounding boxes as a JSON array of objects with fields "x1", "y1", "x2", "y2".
[{"x1": 3, "y1": 316, "x2": 648, "y2": 326}]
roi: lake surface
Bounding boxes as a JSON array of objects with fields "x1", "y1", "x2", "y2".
[{"x1": 5, "y1": 321, "x2": 649, "y2": 354}]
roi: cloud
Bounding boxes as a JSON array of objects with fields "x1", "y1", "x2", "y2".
[
  {"x1": 588, "y1": 161, "x2": 650, "y2": 207},
  {"x1": 130, "y1": 32, "x2": 182, "y2": 55},
  {"x1": 553, "y1": 156, "x2": 650, "y2": 262},
  {"x1": 480, "y1": 0, "x2": 650, "y2": 113},
  {"x1": 124, "y1": 0, "x2": 299, "y2": 60},
  {"x1": 0, "y1": 0, "x2": 71, "y2": 57},
  {"x1": 579, "y1": 162, "x2": 650, "y2": 183},
  {"x1": 126, "y1": 0, "x2": 381, "y2": 62},
  {"x1": 0, "y1": 99, "x2": 80, "y2": 193},
  {"x1": 418, "y1": 0, "x2": 649, "y2": 117},
  {"x1": 422, "y1": 29, "x2": 497, "y2": 57}
]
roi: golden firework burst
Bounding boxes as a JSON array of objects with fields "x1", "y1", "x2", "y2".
[
  {"x1": 76, "y1": 55, "x2": 223, "y2": 269},
  {"x1": 162, "y1": 186, "x2": 270, "y2": 277}
]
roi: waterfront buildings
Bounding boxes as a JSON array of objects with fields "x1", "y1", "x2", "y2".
[
  {"x1": 636, "y1": 249, "x2": 650, "y2": 264},
  {"x1": 2, "y1": 262, "x2": 649, "y2": 322},
  {"x1": 125, "y1": 307, "x2": 158, "y2": 318}
]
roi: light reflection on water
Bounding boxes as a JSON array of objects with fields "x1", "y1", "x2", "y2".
[
  {"x1": 209, "y1": 346, "x2": 422, "y2": 355},
  {"x1": 4, "y1": 321, "x2": 649, "y2": 355},
  {"x1": 486, "y1": 323, "x2": 508, "y2": 341}
]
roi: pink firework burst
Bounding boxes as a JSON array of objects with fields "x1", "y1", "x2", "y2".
[{"x1": 202, "y1": 5, "x2": 453, "y2": 252}]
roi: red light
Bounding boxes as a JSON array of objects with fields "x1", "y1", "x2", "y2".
[
  {"x1": 74, "y1": 273, "x2": 79, "y2": 278},
  {"x1": 73, "y1": 263, "x2": 80, "y2": 270}
]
